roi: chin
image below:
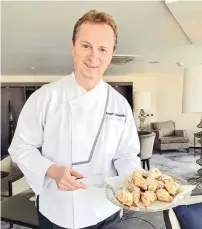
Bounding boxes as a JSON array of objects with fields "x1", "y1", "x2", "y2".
[{"x1": 83, "y1": 72, "x2": 99, "y2": 80}]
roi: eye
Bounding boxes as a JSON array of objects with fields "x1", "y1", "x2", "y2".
[
  {"x1": 100, "y1": 48, "x2": 107, "y2": 53},
  {"x1": 82, "y1": 44, "x2": 89, "y2": 49}
]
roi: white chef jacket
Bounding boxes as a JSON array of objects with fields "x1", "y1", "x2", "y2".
[{"x1": 8, "y1": 72, "x2": 141, "y2": 229}]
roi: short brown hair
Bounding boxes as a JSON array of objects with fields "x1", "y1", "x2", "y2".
[{"x1": 72, "y1": 10, "x2": 118, "y2": 51}]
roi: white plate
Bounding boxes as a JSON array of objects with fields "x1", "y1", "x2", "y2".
[{"x1": 105, "y1": 175, "x2": 196, "y2": 212}]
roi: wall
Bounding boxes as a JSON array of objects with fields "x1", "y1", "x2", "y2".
[
  {"x1": 105, "y1": 71, "x2": 200, "y2": 147},
  {"x1": 1, "y1": 71, "x2": 200, "y2": 146},
  {"x1": 155, "y1": 72, "x2": 201, "y2": 147},
  {"x1": 103, "y1": 74, "x2": 157, "y2": 130}
]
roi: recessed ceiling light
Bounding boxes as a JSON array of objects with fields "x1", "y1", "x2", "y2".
[{"x1": 31, "y1": 66, "x2": 35, "y2": 70}]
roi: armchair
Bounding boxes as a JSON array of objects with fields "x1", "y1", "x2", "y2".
[
  {"x1": 1, "y1": 154, "x2": 30, "y2": 197},
  {"x1": 151, "y1": 120, "x2": 189, "y2": 154}
]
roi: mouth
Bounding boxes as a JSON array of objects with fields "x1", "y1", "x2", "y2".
[{"x1": 84, "y1": 62, "x2": 98, "y2": 69}]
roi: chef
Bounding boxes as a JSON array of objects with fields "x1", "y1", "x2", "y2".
[{"x1": 8, "y1": 10, "x2": 141, "y2": 229}]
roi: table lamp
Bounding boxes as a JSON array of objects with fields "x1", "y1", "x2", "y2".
[{"x1": 134, "y1": 91, "x2": 151, "y2": 131}]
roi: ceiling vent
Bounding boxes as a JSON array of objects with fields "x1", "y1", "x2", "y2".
[{"x1": 110, "y1": 55, "x2": 139, "y2": 65}]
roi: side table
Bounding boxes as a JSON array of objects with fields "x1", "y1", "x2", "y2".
[
  {"x1": 194, "y1": 132, "x2": 201, "y2": 156},
  {"x1": 188, "y1": 131, "x2": 202, "y2": 191}
]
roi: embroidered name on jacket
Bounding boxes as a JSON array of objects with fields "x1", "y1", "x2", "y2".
[{"x1": 106, "y1": 112, "x2": 126, "y2": 117}]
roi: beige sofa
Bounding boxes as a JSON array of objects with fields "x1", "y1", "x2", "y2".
[{"x1": 151, "y1": 120, "x2": 189, "y2": 153}]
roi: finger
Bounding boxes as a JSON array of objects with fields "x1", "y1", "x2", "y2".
[
  {"x1": 61, "y1": 172, "x2": 87, "y2": 189},
  {"x1": 69, "y1": 169, "x2": 84, "y2": 178},
  {"x1": 67, "y1": 177, "x2": 87, "y2": 189},
  {"x1": 79, "y1": 182, "x2": 87, "y2": 189},
  {"x1": 58, "y1": 182, "x2": 76, "y2": 191},
  {"x1": 60, "y1": 175, "x2": 86, "y2": 189},
  {"x1": 71, "y1": 176, "x2": 87, "y2": 189},
  {"x1": 57, "y1": 185, "x2": 71, "y2": 191}
]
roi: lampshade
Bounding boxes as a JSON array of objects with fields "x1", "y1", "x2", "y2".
[
  {"x1": 182, "y1": 65, "x2": 202, "y2": 113},
  {"x1": 134, "y1": 91, "x2": 151, "y2": 110}
]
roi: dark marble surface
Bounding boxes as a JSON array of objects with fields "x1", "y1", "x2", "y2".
[{"x1": 151, "y1": 150, "x2": 201, "y2": 181}]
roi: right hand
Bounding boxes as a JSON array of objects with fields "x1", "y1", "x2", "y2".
[{"x1": 46, "y1": 164, "x2": 87, "y2": 191}]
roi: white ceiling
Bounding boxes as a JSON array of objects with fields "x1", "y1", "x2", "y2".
[{"x1": 1, "y1": 0, "x2": 202, "y2": 76}]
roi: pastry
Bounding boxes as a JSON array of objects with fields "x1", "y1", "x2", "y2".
[
  {"x1": 157, "y1": 180, "x2": 165, "y2": 189},
  {"x1": 141, "y1": 191, "x2": 157, "y2": 207},
  {"x1": 148, "y1": 168, "x2": 162, "y2": 179},
  {"x1": 156, "y1": 189, "x2": 173, "y2": 202},
  {"x1": 142, "y1": 170, "x2": 149, "y2": 178},
  {"x1": 131, "y1": 186, "x2": 141, "y2": 204},
  {"x1": 115, "y1": 168, "x2": 180, "y2": 208},
  {"x1": 124, "y1": 177, "x2": 136, "y2": 192},
  {"x1": 133, "y1": 176, "x2": 147, "y2": 191},
  {"x1": 116, "y1": 190, "x2": 133, "y2": 207},
  {"x1": 132, "y1": 170, "x2": 143, "y2": 179},
  {"x1": 146, "y1": 176, "x2": 158, "y2": 192},
  {"x1": 164, "y1": 179, "x2": 180, "y2": 196}
]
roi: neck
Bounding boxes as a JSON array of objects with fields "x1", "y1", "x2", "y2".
[{"x1": 74, "y1": 71, "x2": 101, "y2": 91}]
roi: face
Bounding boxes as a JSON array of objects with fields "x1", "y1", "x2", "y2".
[{"x1": 71, "y1": 22, "x2": 115, "y2": 81}]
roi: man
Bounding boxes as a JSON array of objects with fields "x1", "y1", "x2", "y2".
[{"x1": 8, "y1": 10, "x2": 141, "y2": 229}]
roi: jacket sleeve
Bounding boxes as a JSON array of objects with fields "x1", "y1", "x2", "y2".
[
  {"x1": 113, "y1": 101, "x2": 141, "y2": 177},
  {"x1": 8, "y1": 86, "x2": 54, "y2": 195}
]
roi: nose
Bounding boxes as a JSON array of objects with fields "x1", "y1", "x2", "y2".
[{"x1": 87, "y1": 49, "x2": 99, "y2": 65}]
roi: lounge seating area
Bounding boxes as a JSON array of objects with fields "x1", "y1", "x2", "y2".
[{"x1": 151, "y1": 120, "x2": 190, "y2": 154}]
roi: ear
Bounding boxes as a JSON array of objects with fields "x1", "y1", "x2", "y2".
[{"x1": 70, "y1": 40, "x2": 75, "y2": 57}]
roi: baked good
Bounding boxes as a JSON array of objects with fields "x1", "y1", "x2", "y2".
[
  {"x1": 132, "y1": 170, "x2": 144, "y2": 179},
  {"x1": 146, "y1": 176, "x2": 158, "y2": 192},
  {"x1": 131, "y1": 186, "x2": 141, "y2": 204},
  {"x1": 164, "y1": 179, "x2": 180, "y2": 196},
  {"x1": 116, "y1": 190, "x2": 133, "y2": 207},
  {"x1": 148, "y1": 168, "x2": 162, "y2": 179},
  {"x1": 141, "y1": 191, "x2": 157, "y2": 207},
  {"x1": 133, "y1": 176, "x2": 147, "y2": 191},
  {"x1": 125, "y1": 177, "x2": 135, "y2": 192},
  {"x1": 115, "y1": 168, "x2": 180, "y2": 208},
  {"x1": 157, "y1": 180, "x2": 165, "y2": 189},
  {"x1": 156, "y1": 189, "x2": 173, "y2": 202}
]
